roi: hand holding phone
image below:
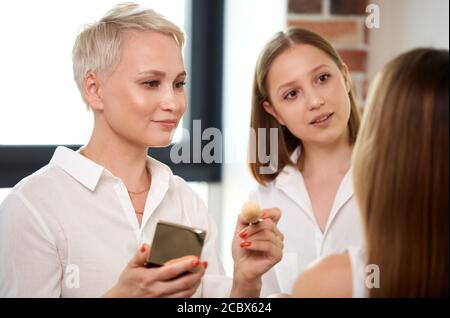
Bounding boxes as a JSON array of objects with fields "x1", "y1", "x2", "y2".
[{"x1": 104, "y1": 240, "x2": 207, "y2": 298}]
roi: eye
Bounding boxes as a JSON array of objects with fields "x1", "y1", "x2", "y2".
[
  {"x1": 143, "y1": 80, "x2": 160, "y2": 88},
  {"x1": 284, "y1": 90, "x2": 298, "y2": 100},
  {"x1": 317, "y1": 73, "x2": 331, "y2": 83},
  {"x1": 174, "y1": 80, "x2": 187, "y2": 89}
]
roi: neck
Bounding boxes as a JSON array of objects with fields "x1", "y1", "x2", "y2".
[
  {"x1": 299, "y1": 130, "x2": 353, "y2": 178},
  {"x1": 81, "y1": 116, "x2": 150, "y2": 192}
]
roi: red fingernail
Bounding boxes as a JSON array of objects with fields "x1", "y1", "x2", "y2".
[
  {"x1": 140, "y1": 245, "x2": 145, "y2": 253},
  {"x1": 203, "y1": 261, "x2": 208, "y2": 269},
  {"x1": 192, "y1": 258, "x2": 200, "y2": 267},
  {"x1": 239, "y1": 231, "x2": 248, "y2": 239},
  {"x1": 240, "y1": 241, "x2": 252, "y2": 248}
]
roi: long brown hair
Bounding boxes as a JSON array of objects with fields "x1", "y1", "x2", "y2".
[
  {"x1": 249, "y1": 27, "x2": 360, "y2": 185},
  {"x1": 353, "y1": 48, "x2": 449, "y2": 297}
]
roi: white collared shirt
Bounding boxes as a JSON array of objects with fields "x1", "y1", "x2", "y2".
[
  {"x1": 250, "y1": 148, "x2": 364, "y2": 297},
  {"x1": 0, "y1": 146, "x2": 231, "y2": 297}
]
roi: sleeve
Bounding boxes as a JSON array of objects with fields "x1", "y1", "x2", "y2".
[
  {"x1": 0, "y1": 192, "x2": 62, "y2": 297},
  {"x1": 190, "y1": 191, "x2": 232, "y2": 298}
]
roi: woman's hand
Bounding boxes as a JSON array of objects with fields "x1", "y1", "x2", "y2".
[
  {"x1": 103, "y1": 244, "x2": 207, "y2": 298},
  {"x1": 230, "y1": 208, "x2": 284, "y2": 297}
]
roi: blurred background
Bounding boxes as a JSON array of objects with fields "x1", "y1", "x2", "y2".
[{"x1": 0, "y1": 0, "x2": 448, "y2": 275}]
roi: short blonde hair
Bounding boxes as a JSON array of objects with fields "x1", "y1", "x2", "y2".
[{"x1": 72, "y1": 2, "x2": 185, "y2": 106}]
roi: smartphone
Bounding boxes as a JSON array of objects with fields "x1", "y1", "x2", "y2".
[{"x1": 145, "y1": 220, "x2": 207, "y2": 268}]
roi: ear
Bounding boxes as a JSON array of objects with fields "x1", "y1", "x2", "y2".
[
  {"x1": 262, "y1": 100, "x2": 286, "y2": 126},
  {"x1": 83, "y1": 71, "x2": 104, "y2": 111},
  {"x1": 341, "y1": 63, "x2": 352, "y2": 93}
]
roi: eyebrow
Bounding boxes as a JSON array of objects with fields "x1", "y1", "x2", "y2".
[
  {"x1": 276, "y1": 64, "x2": 330, "y2": 94},
  {"x1": 138, "y1": 70, "x2": 187, "y2": 78}
]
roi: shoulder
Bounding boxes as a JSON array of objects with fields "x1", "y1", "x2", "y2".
[
  {"x1": 7, "y1": 163, "x2": 66, "y2": 201},
  {"x1": 248, "y1": 180, "x2": 276, "y2": 200},
  {"x1": 0, "y1": 165, "x2": 63, "y2": 245},
  {"x1": 292, "y1": 253, "x2": 352, "y2": 298}
]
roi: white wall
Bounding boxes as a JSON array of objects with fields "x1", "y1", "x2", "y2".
[
  {"x1": 220, "y1": 0, "x2": 287, "y2": 275},
  {"x1": 368, "y1": 0, "x2": 449, "y2": 80}
]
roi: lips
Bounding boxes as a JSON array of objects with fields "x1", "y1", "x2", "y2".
[
  {"x1": 152, "y1": 119, "x2": 178, "y2": 130},
  {"x1": 309, "y1": 112, "x2": 334, "y2": 125},
  {"x1": 153, "y1": 119, "x2": 178, "y2": 124}
]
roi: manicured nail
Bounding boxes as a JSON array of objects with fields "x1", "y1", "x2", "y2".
[
  {"x1": 140, "y1": 245, "x2": 145, "y2": 253},
  {"x1": 239, "y1": 231, "x2": 248, "y2": 239},
  {"x1": 203, "y1": 261, "x2": 208, "y2": 269},
  {"x1": 261, "y1": 211, "x2": 268, "y2": 219},
  {"x1": 240, "y1": 241, "x2": 252, "y2": 248},
  {"x1": 192, "y1": 258, "x2": 200, "y2": 267}
]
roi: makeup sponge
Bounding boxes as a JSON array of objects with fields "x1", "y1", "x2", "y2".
[{"x1": 241, "y1": 200, "x2": 262, "y2": 224}]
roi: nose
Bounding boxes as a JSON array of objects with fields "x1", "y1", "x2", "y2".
[
  {"x1": 159, "y1": 85, "x2": 177, "y2": 111},
  {"x1": 307, "y1": 93, "x2": 325, "y2": 111}
]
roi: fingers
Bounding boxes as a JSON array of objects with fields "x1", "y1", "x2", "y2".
[
  {"x1": 240, "y1": 230, "x2": 283, "y2": 249},
  {"x1": 128, "y1": 243, "x2": 151, "y2": 268},
  {"x1": 261, "y1": 208, "x2": 281, "y2": 224},
  {"x1": 240, "y1": 240, "x2": 283, "y2": 260},
  {"x1": 156, "y1": 256, "x2": 204, "y2": 281},
  {"x1": 159, "y1": 266, "x2": 206, "y2": 297},
  {"x1": 238, "y1": 218, "x2": 284, "y2": 242},
  {"x1": 235, "y1": 207, "x2": 282, "y2": 234},
  {"x1": 164, "y1": 255, "x2": 198, "y2": 266}
]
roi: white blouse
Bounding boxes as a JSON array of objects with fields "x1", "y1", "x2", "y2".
[
  {"x1": 347, "y1": 247, "x2": 368, "y2": 298},
  {"x1": 0, "y1": 146, "x2": 231, "y2": 297},
  {"x1": 250, "y1": 148, "x2": 364, "y2": 297}
]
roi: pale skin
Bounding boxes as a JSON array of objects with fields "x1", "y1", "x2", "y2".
[
  {"x1": 263, "y1": 44, "x2": 353, "y2": 233},
  {"x1": 292, "y1": 253, "x2": 352, "y2": 297},
  {"x1": 81, "y1": 29, "x2": 282, "y2": 297}
]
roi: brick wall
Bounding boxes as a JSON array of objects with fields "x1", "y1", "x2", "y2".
[{"x1": 287, "y1": 0, "x2": 369, "y2": 104}]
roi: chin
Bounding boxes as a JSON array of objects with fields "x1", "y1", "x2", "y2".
[
  {"x1": 142, "y1": 130, "x2": 176, "y2": 148},
  {"x1": 319, "y1": 129, "x2": 348, "y2": 145},
  {"x1": 146, "y1": 139, "x2": 173, "y2": 148}
]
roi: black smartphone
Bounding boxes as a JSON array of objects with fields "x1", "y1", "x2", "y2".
[{"x1": 145, "y1": 220, "x2": 207, "y2": 268}]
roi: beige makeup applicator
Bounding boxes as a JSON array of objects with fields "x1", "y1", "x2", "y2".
[{"x1": 240, "y1": 200, "x2": 263, "y2": 224}]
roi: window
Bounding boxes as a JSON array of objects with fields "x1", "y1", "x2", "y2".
[{"x1": 0, "y1": 0, "x2": 224, "y2": 187}]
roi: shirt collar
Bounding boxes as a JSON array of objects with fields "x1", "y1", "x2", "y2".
[
  {"x1": 50, "y1": 146, "x2": 104, "y2": 191},
  {"x1": 50, "y1": 146, "x2": 173, "y2": 192},
  {"x1": 273, "y1": 146, "x2": 354, "y2": 227},
  {"x1": 273, "y1": 146, "x2": 301, "y2": 190}
]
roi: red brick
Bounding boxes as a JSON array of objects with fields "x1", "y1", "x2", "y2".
[
  {"x1": 288, "y1": 20, "x2": 361, "y2": 45},
  {"x1": 288, "y1": 0, "x2": 322, "y2": 14},
  {"x1": 338, "y1": 50, "x2": 367, "y2": 72},
  {"x1": 330, "y1": 0, "x2": 368, "y2": 15}
]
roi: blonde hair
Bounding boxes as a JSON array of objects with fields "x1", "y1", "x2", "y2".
[
  {"x1": 72, "y1": 2, "x2": 185, "y2": 106},
  {"x1": 353, "y1": 48, "x2": 449, "y2": 297},
  {"x1": 249, "y1": 27, "x2": 360, "y2": 185}
]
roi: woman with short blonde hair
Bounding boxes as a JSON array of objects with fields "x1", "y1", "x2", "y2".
[{"x1": 0, "y1": 2, "x2": 283, "y2": 298}]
